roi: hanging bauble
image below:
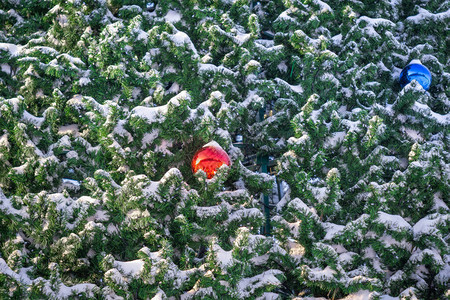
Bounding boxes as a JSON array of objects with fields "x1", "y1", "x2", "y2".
[
  {"x1": 399, "y1": 60, "x2": 431, "y2": 91},
  {"x1": 146, "y1": 2, "x2": 156, "y2": 12},
  {"x1": 192, "y1": 142, "x2": 230, "y2": 179}
]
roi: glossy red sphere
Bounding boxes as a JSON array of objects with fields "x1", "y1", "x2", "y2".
[{"x1": 192, "y1": 145, "x2": 230, "y2": 179}]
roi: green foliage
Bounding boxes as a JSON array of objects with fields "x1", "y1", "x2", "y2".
[{"x1": 0, "y1": 0, "x2": 448, "y2": 299}]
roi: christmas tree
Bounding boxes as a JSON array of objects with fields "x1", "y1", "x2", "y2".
[{"x1": 0, "y1": 0, "x2": 449, "y2": 299}]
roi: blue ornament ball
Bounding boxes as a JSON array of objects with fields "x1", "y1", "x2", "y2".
[
  {"x1": 146, "y1": 2, "x2": 156, "y2": 12},
  {"x1": 399, "y1": 61, "x2": 431, "y2": 91}
]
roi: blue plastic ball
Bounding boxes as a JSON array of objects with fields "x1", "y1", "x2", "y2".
[
  {"x1": 399, "y1": 62, "x2": 431, "y2": 91},
  {"x1": 146, "y1": 2, "x2": 156, "y2": 12}
]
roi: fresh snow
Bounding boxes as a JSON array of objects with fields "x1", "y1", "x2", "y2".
[
  {"x1": 131, "y1": 103, "x2": 170, "y2": 123},
  {"x1": 198, "y1": 63, "x2": 237, "y2": 77},
  {"x1": 314, "y1": 0, "x2": 333, "y2": 13},
  {"x1": 57, "y1": 125, "x2": 78, "y2": 137},
  {"x1": 255, "y1": 293, "x2": 280, "y2": 300},
  {"x1": 277, "y1": 61, "x2": 288, "y2": 73},
  {"x1": 411, "y1": 101, "x2": 450, "y2": 125},
  {"x1": 408, "y1": 59, "x2": 422, "y2": 65},
  {"x1": 77, "y1": 196, "x2": 100, "y2": 206},
  {"x1": 224, "y1": 208, "x2": 262, "y2": 225},
  {"x1": 402, "y1": 127, "x2": 423, "y2": 141},
  {"x1": 237, "y1": 270, "x2": 283, "y2": 298},
  {"x1": 287, "y1": 239, "x2": 305, "y2": 258},
  {"x1": 324, "y1": 131, "x2": 346, "y2": 148},
  {"x1": 141, "y1": 129, "x2": 159, "y2": 149},
  {"x1": 0, "y1": 42, "x2": 22, "y2": 56},
  {"x1": 288, "y1": 198, "x2": 319, "y2": 218},
  {"x1": 21, "y1": 110, "x2": 45, "y2": 128},
  {"x1": 194, "y1": 204, "x2": 224, "y2": 218},
  {"x1": 234, "y1": 32, "x2": 251, "y2": 45},
  {"x1": 1, "y1": 1, "x2": 449, "y2": 299},
  {"x1": 213, "y1": 243, "x2": 234, "y2": 269},
  {"x1": 308, "y1": 266, "x2": 336, "y2": 281},
  {"x1": 45, "y1": 281, "x2": 97, "y2": 299},
  {"x1": 167, "y1": 82, "x2": 180, "y2": 94},
  {"x1": 164, "y1": 10, "x2": 182, "y2": 23},
  {"x1": 79, "y1": 77, "x2": 91, "y2": 86},
  {"x1": 1, "y1": 63, "x2": 11, "y2": 74},
  {"x1": 406, "y1": 7, "x2": 450, "y2": 24},
  {"x1": 0, "y1": 188, "x2": 29, "y2": 218},
  {"x1": 356, "y1": 16, "x2": 395, "y2": 39},
  {"x1": 170, "y1": 31, "x2": 198, "y2": 56},
  {"x1": 376, "y1": 212, "x2": 411, "y2": 231},
  {"x1": 62, "y1": 178, "x2": 81, "y2": 189},
  {"x1": 412, "y1": 214, "x2": 448, "y2": 239},
  {"x1": 432, "y1": 192, "x2": 449, "y2": 211},
  {"x1": 340, "y1": 290, "x2": 377, "y2": 300},
  {"x1": 323, "y1": 222, "x2": 345, "y2": 240},
  {"x1": 0, "y1": 258, "x2": 32, "y2": 284},
  {"x1": 114, "y1": 259, "x2": 145, "y2": 277},
  {"x1": 203, "y1": 140, "x2": 224, "y2": 150}
]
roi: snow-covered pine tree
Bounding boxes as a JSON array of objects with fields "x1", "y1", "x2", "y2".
[{"x1": 0, "y1": 0, "x2": 449, "y2": 299}]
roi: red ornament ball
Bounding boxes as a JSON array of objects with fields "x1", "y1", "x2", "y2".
[{"x1": 192, "y1": 142, "x2": 231, "y2": 179}]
